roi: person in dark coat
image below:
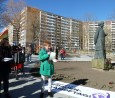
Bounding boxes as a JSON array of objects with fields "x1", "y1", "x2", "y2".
[
  {"x1": 18, "y1": 45, "x2": 25, "y2": 74},
  {"x1": 0, "y1": 38, "x2": 12, "y2": 98},
  {"x1": 55, "y1": 46, "x2": 59, "y2": 60}
]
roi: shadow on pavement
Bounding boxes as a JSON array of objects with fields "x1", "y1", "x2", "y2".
[
  {"x1": 71, "y1": 79, "x2": 88, "y2": 85},
  {"x1": 9, "y1": 81, "x2": 41, "y2": 98},
  {"x1": 29, "y1": 68, "x2": 41, "y2": 77},
  {"x1": 52, "y1": 78, "x2": 89, "y2": 96},
  {"x1": 28, "y1": 66, "x2": 89, "y2": 97},
  {"x1": 6, "y1": 65, "x2": 42, "y2": 98}
]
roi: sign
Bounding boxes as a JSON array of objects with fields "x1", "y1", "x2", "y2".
[{"x1": 45, "y1": 81, "x2": 115, "y2": 98}]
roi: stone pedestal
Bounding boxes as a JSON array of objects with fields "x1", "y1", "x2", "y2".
[{"x1": 92, "y1": 59, "x2": 105, "y2": 69}]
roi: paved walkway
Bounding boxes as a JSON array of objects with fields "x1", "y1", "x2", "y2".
[
  {"x1": 8, "y1": 67, "x2": 74, "y2": 98},
  {"x1": 58, "y1": 55, "x2": 93, "y2": 61},
  {"x1": 1, "y1": 55, "x2": 78, "y2": 98}
]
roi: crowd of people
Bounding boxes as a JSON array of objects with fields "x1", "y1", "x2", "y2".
[
  {"x1": 0, "y1": 37, "x2": 66, "y2": 98},
  {"x1": 0, "y1": 38, "x2": 27, "y2": 98}
]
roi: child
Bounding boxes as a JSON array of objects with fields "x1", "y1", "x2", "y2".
[{"x1": 39, "y1": 40, "x2": 54, "y2": 97}]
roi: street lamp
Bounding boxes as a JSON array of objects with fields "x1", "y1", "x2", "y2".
[
  {"x1": 75, "y1": 42, "x2": 80, "y2": 56},
  {"x1": 75, "y1": 43, "x2": 77, "y2": 46},
  {"x1": 74, "y1": 43, "x2": 77, "y2": 54}
]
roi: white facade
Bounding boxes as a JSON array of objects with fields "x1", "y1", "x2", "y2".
[
  {"x1": 111, "y1": 21, "x2": 115, "y2": 50},
  {"x1": 19, "y1": 7, "x2": 27, "y2": 46},
  {"x1": 8, "y1": 24, "x2": 13, "y2": 45},
  {"x1": 88, "y1": 22, "x2": 98, "y2": 50}
]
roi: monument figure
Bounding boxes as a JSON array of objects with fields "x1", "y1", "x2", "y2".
[
  {"x1": 94, "y1": 21, "x2": 107, "y2": 59},
  {"x1": 92, "y1": 21, "x2": 107, "y2": 69}
]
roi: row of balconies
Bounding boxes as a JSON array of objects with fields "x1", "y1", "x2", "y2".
[
  {"x1": 40, "y1": 25, "x2": 75, "y2": 32},
  {"x1": 41, "y1": 17, "x2": 81, "y2": 26},
  {"x1": 40, "y1": 23, "x2": 80, "y2": 31}
]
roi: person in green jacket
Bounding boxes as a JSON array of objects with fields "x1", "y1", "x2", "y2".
[{"x1": 39, "y1": 40, "x2": 54, "y2": 98}]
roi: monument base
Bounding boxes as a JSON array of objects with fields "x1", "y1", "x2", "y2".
[
  {"x1": 92, "y1": 58, "x2": 112, "y2": 70},
  {"x1": 92, "y1": 59, "x2": 105, "y2": 69}
]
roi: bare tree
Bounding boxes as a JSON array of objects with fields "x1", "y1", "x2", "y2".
[
  {"x1": 83, "y1": 13, "x2": 97, "y2": 22},
  {"x1": 66, "y1": 31, "x2": 71, "y2": 50},
  {"x1": 30, "y1": 11, "x2": 40, "y2": 44},
  {"x1": 2, "y1": 0, "x2": 26, "y2": 44},
  {"x1": 108, "y1": 10, "x2": 115, "y2": 20},
  {"x1": 82, "y1": 13, "x2": 98, "y2": 54},
  {"x1": 29, "y1": 10, "x2": 41, "y2": 53},
  {"x1": 104, "y1": 24, "x2": 112, "y2": 51}
]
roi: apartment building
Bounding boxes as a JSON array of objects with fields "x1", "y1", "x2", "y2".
[
  {"x1": 39, "y1": 9, "x2": 82, "y2": 49},
  {"x1": 70, "y1": 19, "x2": 82, "y2": 49},
  {"x1": 83, "y1": 21, "x2": 113, "y2": 51},
  {"x1": 61, "y1": 17, "x2": 70, "y2": 49},
  {"x1": 0, "y1": 28, "x2": 8, "y2": 41},
  {"x1": 8, "y1": 6, "x2": 82, "y2": 50},
  {"x1": 20, "y1": 7, "x2": 41, "y2": 46},
  {"x1": 83, "y1": 22, "x2": 98, "y2": 50},
  {"x1": 7, "y1": 6, "x2": 115, "y2": 51},
  {"x1": 104, "y1": 21, "x2": 112, "y2": 50},
  {"x1": 88, "y1": 22, "x2": 98, "y2": 50},
  {"x1": 8, "y1": 24, "x2": 13, "y2": 45},
  {"x1": 111, "y1": 21, "x2": 115, "y2": 50},
  {"x1": 40, "y1": 11, "x2": 61, "y2": 47},
  {"x1": 0, "y1": 26, "x2": 19, "y2": 46}
]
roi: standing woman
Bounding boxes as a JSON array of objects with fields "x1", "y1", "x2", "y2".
[
  {"x1": 39, "y1": 40, "x2": 54, "y2": 98},
  {"x1": 0, "y1": 38, "x2": 12, "y2": 98},
  {"x1": 55, "y1": 46, "x2": 59, "y2": 60}
]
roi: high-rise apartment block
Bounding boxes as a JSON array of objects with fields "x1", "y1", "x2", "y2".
[
  {"x1": 8, "y1": 6, "x2": 82, "y2": 50},
  {"x1": 83, "y1": 21, "x2": 114, "y2": 50},
  {"x1": 83, "y1": 22, "x2": 98, "y2": 50},
  {"x1": 7, "y1": 6, "x2": 115, "y2": 50},
  {"x1": 111, "y1": 21, "x2": 115, "y2": 50}
]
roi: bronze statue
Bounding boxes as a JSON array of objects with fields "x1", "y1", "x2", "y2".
[{"x1": 94, "y1": 21, "x2": 107, "y2": 59}]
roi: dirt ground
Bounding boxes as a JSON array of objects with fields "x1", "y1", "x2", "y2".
[
  {"x1": 52, "y1": 61, "x2": 115, "y2": 92},
  {"x1": 30, "y1": 59, "x2": 115, "y2": 92}
]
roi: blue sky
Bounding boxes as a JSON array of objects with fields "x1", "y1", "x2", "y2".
[
  {"x1": 25, "y1": 0, "x2": 115, "y2": 21},
  {"x1": 1, "y1": 0, "x2": 115, "y2": 32}
]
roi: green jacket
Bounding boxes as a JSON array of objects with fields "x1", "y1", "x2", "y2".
[{"x1": 39, "y1": 48, "x2": 54, "y2": 76}]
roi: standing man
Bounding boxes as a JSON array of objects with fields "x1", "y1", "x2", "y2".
[
  {"x1": 55, "y1": 46, "x2": 59, "y2": 60},
  {"x1": 0, "y1": 38, "x2": 12, "y2": 98},
  {"x1": 94, "y1": 21, "x2": 107, "y2": 59}
]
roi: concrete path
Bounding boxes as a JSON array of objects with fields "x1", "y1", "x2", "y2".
[
  {"x1": 58, "y1": 55, "x2": 93, "y2": 61},
  {"x1": 1, "y1": 54, "x2": 114, "y2": 98}
]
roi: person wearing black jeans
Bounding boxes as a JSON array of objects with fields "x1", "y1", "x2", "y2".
[
  {"x1": 0, "y1": 38, "x2": 12, "y2": 98},
  {"x1": 56, "y1": 46, "x2": 59, "y2": 60}
]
